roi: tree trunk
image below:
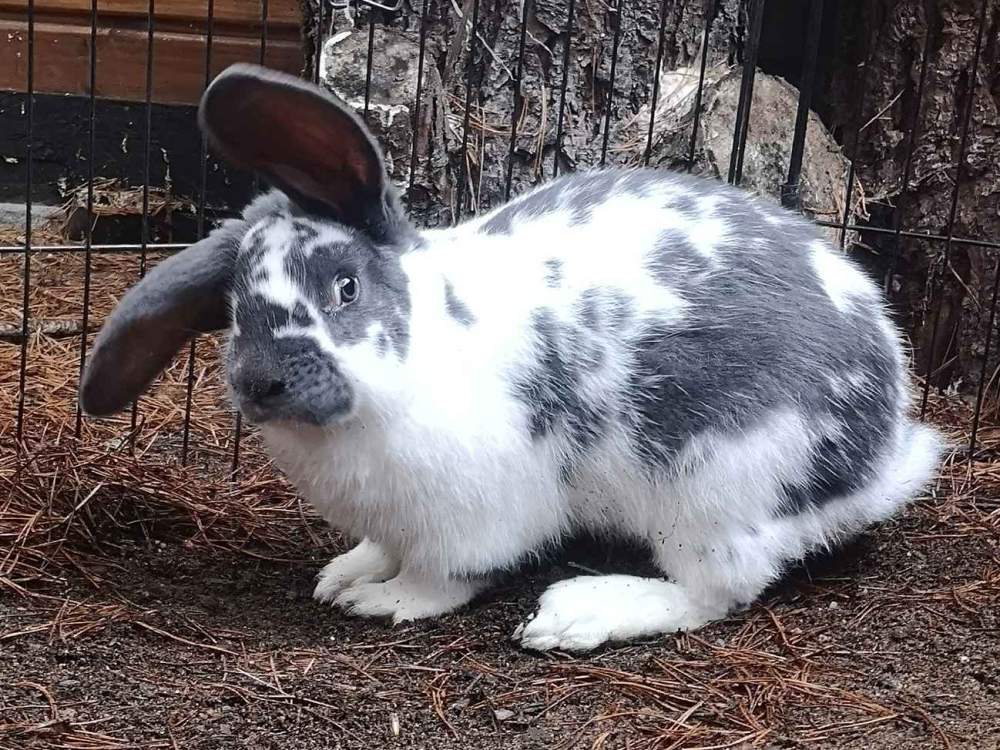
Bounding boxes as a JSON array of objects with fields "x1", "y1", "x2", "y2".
[
  {"x1": 302, "y1": 0, "x2": 748, "y2": 227},
  {"x1": 824, "y1": 0, "x2": 1000, "y2": 400}
]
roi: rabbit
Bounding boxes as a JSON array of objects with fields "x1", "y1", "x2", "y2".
[{"x1": 79, "y1": 63, "x2": 945, "y2": 653}]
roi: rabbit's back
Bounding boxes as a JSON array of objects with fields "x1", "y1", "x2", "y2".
[{"x1": 449, "y1": 169, "x2": 911, "y2": 517}]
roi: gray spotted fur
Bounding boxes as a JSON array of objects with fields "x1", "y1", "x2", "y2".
[
  {"x1": 238, "y1": 169, "x2": 905, "y2": 517},
  {"x1": 543, "y1": 259, "x2": 563, "y2": 288},
  {"x1": 227, "y1": 210, "x2": 412, "y2": 425},
  {"x1": 94, "y1": 163, "x2": 904, "y2": 518},
  {"x1": 498, "y1": 169, "x2": 901, "y2": 515},
  {"x1": 481, "y1": 170, "x2": 664, "y2": 235}
]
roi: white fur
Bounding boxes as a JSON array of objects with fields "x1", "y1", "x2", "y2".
[
  {"x1": 313, "y1": 537, "x2": 400, "y2": 602},
  {"x1": 514, "y1": 575, "x2": 718, "y2": 652},
  {"x1": 255, "y1": 223, "x2": 300, "y2": 309},
  {"x1": 334, "y1": 572, "x2": 486, "y2": 623},
  {"x1": 809, "y1": 240, "x2": 878, "y2": 312},
  {"x1": 232, "y1": 178, "x2": 942, "y2": 650}
]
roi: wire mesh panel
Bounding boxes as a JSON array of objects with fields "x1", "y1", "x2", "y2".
[{"x1": 2, "y1": 0, "x2": 999, "y2": 472}]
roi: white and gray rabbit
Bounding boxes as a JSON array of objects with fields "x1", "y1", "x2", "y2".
[{"x1": 80, "y1": 64, "x2": 944, "y2": 652}]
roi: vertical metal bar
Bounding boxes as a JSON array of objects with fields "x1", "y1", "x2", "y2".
[
  {"x1": 260, "y1": 0, "x2": 269, "y2": 64},
  {"x1": 836, "y1": 27, "x2": 880, "y2": 252},
  {"x1": 139, "y1": 0, "x2": 154, "y2": 280},
  {"x1": 181, "y1": 0, "x2": 216, "y2": 466},
  {"x1": 75, "y1": 0, "x2": 99, "y2": 437},
  {"x1": 781, "y1": 0, "x2": 823, "y2": 209},
  {"x1": 250, "y1": 0, "x2": 269, "y2": 198},
  {"x1": 363, "y1": 18, "x2": 376, "y2": 122},
  {"x1": 920, "y1": 0, "x2": 989, "y2": 419},
  {"x1": 643, "y1": 0, "x2": 669, "y2": 167},
  {"x1": 727, "y1": 0, "x2": 765, "y2": 185},
  {"x1": 551, "y1": 0, "x2": 577, "y2": 178},
  {"x1": 313, "y1": 0, "x2": 324, "y2": 84},
  {"x1": 455, "y1": 0, "x2": 482, "y2": 221},
  {"x1": 969, "y1": 253, "x2": 1000, "y2": 456},
  {"x1": 233, "y1": 0, "x2": 269, "y2": 473},
  {"x1": 599, "y1": 0, "x2": 626, "y2": 168},
  {"x1": 885, "y1": 22, "x2": 933, "y2": 299},
  {"x1": 129, "y1": 0, "x2": 156, "y2": 447},
  {"x1": 504, "y1": 2, "x2": 530, "y2": 198},
  {"x1": 686, "y1": 8, "x2": 715, "y2": 171},
  {"x1": 407, "y1": 0, "x2": 431, "y2": 197},
  {"x1": 15, "y1": 0, "x2": 35, "y2": 444}
]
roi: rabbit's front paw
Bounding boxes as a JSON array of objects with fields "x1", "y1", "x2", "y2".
[
  {"x1": 333, "y1": 574, "x2": 483, "y2": 624},
  {"x1": 313, "y1": 539, "x2": 400, "y2": 603}
]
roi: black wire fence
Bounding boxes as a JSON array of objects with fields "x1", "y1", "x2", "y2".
[{"x1": 3, "y1": 0, "x2": 998, "y2": 469}]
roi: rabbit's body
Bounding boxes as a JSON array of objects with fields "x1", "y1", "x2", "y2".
[
  {"x1": 248, "y1": 169, "x2": 941, "y2": 649},
  {"x1": 81, "y1": 65, "x2": 943, "y2": 652}
]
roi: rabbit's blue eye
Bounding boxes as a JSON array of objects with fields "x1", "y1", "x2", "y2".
[{"x1": 332, "y1": 275, "x2": 360, "y2": 308}]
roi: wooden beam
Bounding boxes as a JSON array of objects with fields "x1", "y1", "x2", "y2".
[
  {"x1": 0, "y1": 0, "x2": 301, "y2": 27},
  {"x1": 0, "y1": 18, "x2": 304, "y2": 105}
]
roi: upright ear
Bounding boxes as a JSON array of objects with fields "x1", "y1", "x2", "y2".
[
  {"x1": 79, "y1": 232, "x2": 237, "y2": 417},
  {"x1": 198, "y1": 63, "x2": 397, "y2": 240}
]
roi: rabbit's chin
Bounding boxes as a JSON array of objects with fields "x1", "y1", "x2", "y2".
[
  {"x1": 269, "y1": 412, "x2": 356, "y2": 435},
  {"x1": 240, "y1": 399, "x2": 360, "y2": 436}
]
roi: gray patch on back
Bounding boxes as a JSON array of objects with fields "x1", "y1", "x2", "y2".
[
  {"x1": 650, "y1": 229, "x2": 712, "y2": 284},
  {"x1": 622, "y1": 176, "x2": 900, "y2": 513},
  {"x1": 490, "y1": 168, "x2": 903, "y2": 512},
  {"x1": 577, "y1": 295, "x2": 600, "y2": 330},
  {"x1": 574, "y1": 287, "x2": 634, "y2": 335},
  {"x1": 513, "y1": 309, "x2": 611, "y2": 453},
  {"x1": 512, "y1": 290, "x2": 640, "y2": 481},
  {"x1": 479, "y1": 169, "x2": 664, "y2": 235},
  {"x1": 443, "y1": 280, "x2": 475, "y2": 326}
]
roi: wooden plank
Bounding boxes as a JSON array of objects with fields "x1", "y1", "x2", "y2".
[
  {"x1": 0, "y1": 0, "x2": 301, "y2": 27},
  {"x1": 0, "y1": 18, "x2": 304, "y2": 105}
]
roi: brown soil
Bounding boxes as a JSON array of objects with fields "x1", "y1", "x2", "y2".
[{"x1": 2, "y1": 253, "x2": 999, "y2": 750}]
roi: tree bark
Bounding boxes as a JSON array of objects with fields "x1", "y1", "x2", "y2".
[
  {"x1": 824, "y1": 0, "x2": 1000, "y2": 397},
  {"x1": 299, "y1": 0, "x2": 1000, "y2": 398},
  {"x1": 303, "y1": 0, "x2": 748, "y2": 227}
]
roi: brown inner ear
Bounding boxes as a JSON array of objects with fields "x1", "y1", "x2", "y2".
[{"x1": 203, "y1": 76, "x2": 383, "y2": 226}]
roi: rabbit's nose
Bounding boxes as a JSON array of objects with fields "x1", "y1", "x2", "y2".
[{"x1": 233, "y1": 367, "x2": 287, "y2": 406}]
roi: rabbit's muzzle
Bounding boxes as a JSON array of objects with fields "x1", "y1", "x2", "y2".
[{"x1": 229, "y1": 335, "x2": 353, "y2": 426}]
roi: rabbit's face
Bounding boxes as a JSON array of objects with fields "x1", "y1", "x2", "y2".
[
  {"x1": 76, "y1": 66, "x2": 415, "y2": 424},
  {"x1": 225, "y1": 211, "x2": 410, "y2": 427}
]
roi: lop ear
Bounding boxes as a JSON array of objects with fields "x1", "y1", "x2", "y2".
[
  {"x1": 79, "y1": 232, "x2": 237, "y2": 417},
  {"x1": 198, "y1": 63, "x2": 396, "y2": 240}
]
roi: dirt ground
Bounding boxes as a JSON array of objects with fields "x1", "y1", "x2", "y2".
[
  {"x1": 2, "y1": 500, "x2": 999, "y2": 750},
  {"x1": 2, "y1": 252, "x2": 1000, "y2": 749},
  {"x1": 2, "y1": 517, "x2": 999, "y2": 750}
]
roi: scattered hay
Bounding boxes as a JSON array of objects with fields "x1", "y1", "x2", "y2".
[
  {"x1": 0, "y1": 219, "x2": 69, "y2": 249},
  {"x1": 1, "y1": 251, "x2": 335, "y2": 600},
  {"x1": 60, "y1": 178, "x2": 193, "y2": 221}
]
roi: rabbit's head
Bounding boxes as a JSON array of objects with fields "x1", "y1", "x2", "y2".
[{"x1": 79, "y1": 65, "x2": 414, "y2": 427}]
